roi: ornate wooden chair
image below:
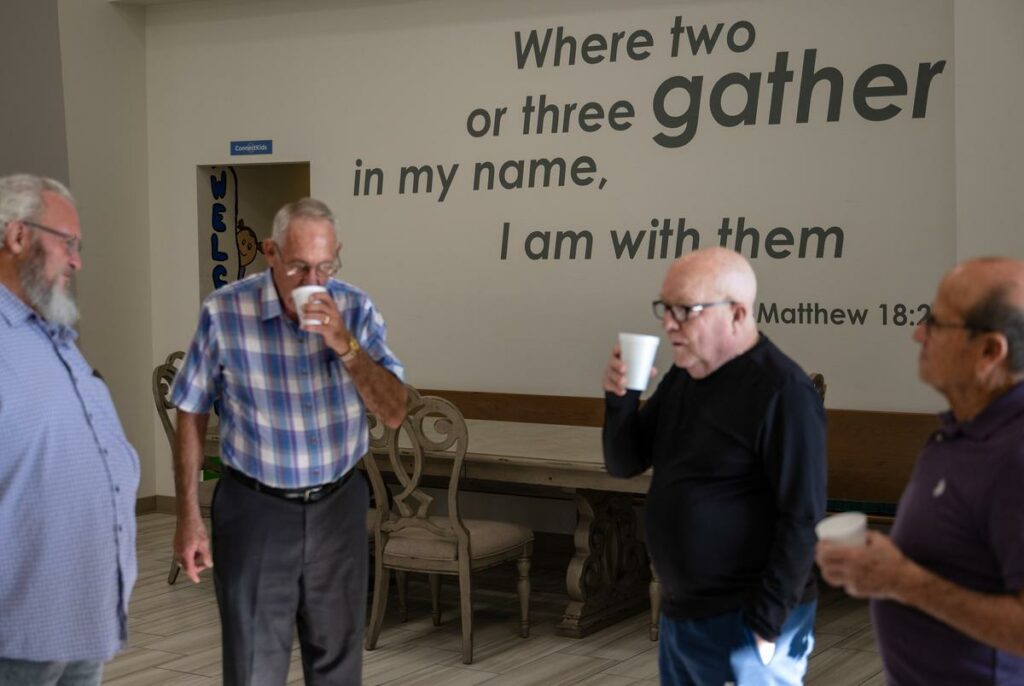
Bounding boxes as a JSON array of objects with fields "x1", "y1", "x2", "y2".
[
  {"x1": 647, "y1": 371, "x2": 827, "y2": 640},
  {"x1": 153, "y1": 351, "x2": 221, "y2": 585},
  {"x1": 363, "y1": 392, "x2": 534, "y2": 664}
]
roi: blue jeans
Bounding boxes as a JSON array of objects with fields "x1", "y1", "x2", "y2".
[
  {"x1": 0, "y1": 659, "x2": 103, "y2": 686},
  {"x1": 658, "y1": 601, "x2": 816, "y2": 686}
]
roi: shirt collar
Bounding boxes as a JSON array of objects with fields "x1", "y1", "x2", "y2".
[
  {"x1": 937, "y1": 381, "x2": 1024, "y2": 441},
  {"x1": 0, "y1": 283, "x2": 33, "y2": 327},
  {"x1": 0, "y1": 283, "x2": 77, "y2": 343},
  {"x1": 259, "y1": 269, "x2": 284, "y2": 322}
]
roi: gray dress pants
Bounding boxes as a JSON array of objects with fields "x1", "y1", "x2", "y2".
[{"x1": 212, "y1": 469, "x2": 369, "y2": 686}]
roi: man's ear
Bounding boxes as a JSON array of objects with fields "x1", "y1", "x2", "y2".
[
  {"x1": 2, "y1": 220, "x2": 29, "y2": 255},
  {"x1": 732, "y1": 302, "x2": 748, "y2": 329},
  {"x1": 261, "y1": 239, "x2": 275, "y2": 259},
  {"x1": 976, "y1": 332, "x2": 1010, "y2": 379}
]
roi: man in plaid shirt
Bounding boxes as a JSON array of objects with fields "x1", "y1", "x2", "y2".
[{"x1": 170, "y1": 198, "x2": 406, "y2": 685}]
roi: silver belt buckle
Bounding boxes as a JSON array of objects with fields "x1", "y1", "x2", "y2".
[{"x1": 303, "y1": 486, "x2": 323, "y2": 502}]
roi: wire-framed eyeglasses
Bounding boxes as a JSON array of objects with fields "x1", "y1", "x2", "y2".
[
  {"x1": 22, "y1": 220, "x2": 82, "y2": 256},
  {"x1": 283, "y1": 252, "x2": 341, "y2": 280},
  {"x1": 919, "y1": 311, "x2": 989, "y2": 335}
]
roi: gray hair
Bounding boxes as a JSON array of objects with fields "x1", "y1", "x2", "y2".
[
  {"x1": 965, "y1": 286, "x2": 1024, "y2": 373},
  {"x1": 270, "y1": 198, "x2": 341, "y2": 244},
  {"x1": 0, "y1": 174, "x2": 75, "y2": 243}
]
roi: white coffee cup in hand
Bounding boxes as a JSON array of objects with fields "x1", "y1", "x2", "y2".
[
  {"x1": 815, "y1": 512, "x2": 867, "y2": 547},
  {"x1": 618, "y1": 333, "x2": 660, "y2": 392},
  {"x1": 291, "y1": 285, "x2": 328, "y2": 326}
]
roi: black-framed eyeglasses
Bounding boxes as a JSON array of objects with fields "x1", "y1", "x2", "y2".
[
  {"x1": 283, "y1": 251, "x2": 342, "y2": 280},
  {"x1": 652, "y1": 299, "x2": 733, "y2": 323},
  {"x1": 920, "y1": 311, "x2": 988, "y2": 335},
  {"x1": 22, "y1": 220, "x2": 82, "y2": 256}
]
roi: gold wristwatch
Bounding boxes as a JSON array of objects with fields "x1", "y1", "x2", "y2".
[{"x1": 340, "y1": 336, "x2": 361, "y2": 363}]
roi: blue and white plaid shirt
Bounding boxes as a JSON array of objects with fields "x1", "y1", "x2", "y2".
[
  {"x1": 170, "y1": 270, "x2": 404, "y2": 488},
  {"x1": 0, "y1": 285, "x2": 139, "y2": 662}
]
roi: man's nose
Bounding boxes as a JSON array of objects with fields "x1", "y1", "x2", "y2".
[
  {"x1": 68, "y1": 250, "x2": 83, "y2": 271},
  {"x1": 662, "y1": 311, "x2": 678, "y2": 332}
]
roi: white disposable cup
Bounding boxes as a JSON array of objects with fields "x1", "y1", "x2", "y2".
[
  {"x1": 815, "y1": 512, "x2": 867, "y2": 547},
  {"x1": 618, "y1": 333, "x2": 660, "y2": 392},
  {"x1": 291, "y1": 285, "x2": 328, "y2": 326}
]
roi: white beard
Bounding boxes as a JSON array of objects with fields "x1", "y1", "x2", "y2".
[{"x1": 18, "y1": 240, "x2": 79, "y2": 327}]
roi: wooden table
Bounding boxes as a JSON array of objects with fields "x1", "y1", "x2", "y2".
[
  {"x1": 208, "y1": 419, "x2": 652, "y2": 638},
  {"x1": 366, "y1": 419, "x2": 652, "y2": 638}
]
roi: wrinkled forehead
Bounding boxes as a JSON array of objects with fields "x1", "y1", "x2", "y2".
[
  {"x1": 40, "y1": 191, "x2": 81, "y2": 236},
  {"x1": 280, "y1": 218, "x2": 338, "y2": 257}
]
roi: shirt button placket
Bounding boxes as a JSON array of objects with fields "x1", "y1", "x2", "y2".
[{"x1": 299, "y1": 350, "x2": 320, "y2": 458}]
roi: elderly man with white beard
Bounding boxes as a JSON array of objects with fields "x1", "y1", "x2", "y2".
[{"x1": 0, "y1": 174, "x2": 139, "y2": 686}]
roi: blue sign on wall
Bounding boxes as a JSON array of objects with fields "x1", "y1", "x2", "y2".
[{"x1": 230, "y1": 139, "x2": 273, "y2": 156}]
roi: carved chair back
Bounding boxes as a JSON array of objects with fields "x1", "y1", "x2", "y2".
[
  {"x1": 153, "y1": 351, "x2": 185, "y2": 451},
  {"x1": 363, "y1": 388, "x2": 473, "y2": 557}
]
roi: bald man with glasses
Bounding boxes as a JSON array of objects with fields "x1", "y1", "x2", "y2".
[
  {"x1": 817, "y1": 258, "x2": 1024, "y2": 685},
  {"x1": 171, "y1": 198, "x2": 407, "y2": 685},
  {"x1": 603, "y1": 247, "x2": 826, "y2": 685}
]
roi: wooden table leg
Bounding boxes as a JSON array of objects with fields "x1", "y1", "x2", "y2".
[{"x1": 557, "y1": 490, "x2": 650, "y2": 638}]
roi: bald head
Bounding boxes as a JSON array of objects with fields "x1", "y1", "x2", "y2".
[
  {"x1": 665, "y1": 247, "x2": 758, "y2": 311},
  {"x1": 945, "y1": 258, "x2": 1024, "y2": 310},
  {"x1": 947, "y1": 258, "x2": 1024, "y2": 374},
  {"x1": 659, "y1": 248, "x2": 760, "y2": 378}
]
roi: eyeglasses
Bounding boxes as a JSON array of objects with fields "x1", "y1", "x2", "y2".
[
  {"x1": 652, "y1": 299, "x2": 733, "y2": 323},
  {"x1": 283, "y1": 252, "x2": 341, "y2": 280},
  {"x1": 22, "y1": 220, "x2": 82, "y2": 256},
  {"x1": 920, "y1": 311, "x2": 988, "y2": 335}
]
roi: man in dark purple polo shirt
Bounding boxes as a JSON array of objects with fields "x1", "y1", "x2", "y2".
[{"x1": 817, "y1": 257, "x2": 1024, "y2": 685}]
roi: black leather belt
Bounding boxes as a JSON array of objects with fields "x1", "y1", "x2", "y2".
[{"x1": 225, "y1": 466, "x2": 352, "y2": 503}]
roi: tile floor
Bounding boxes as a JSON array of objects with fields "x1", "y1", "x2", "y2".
[{"x1": 107, "y1": 514, "x2": 883, "y2": 684}]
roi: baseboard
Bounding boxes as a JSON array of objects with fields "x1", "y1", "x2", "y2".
[
  {"x1": 135, "y1": 496, "x2": 157, "y2": 514},
  {"x1": 136, "y1": 495, "x2": 177, "y2": 514},
  {"x1": 137, "y1": 497, "x2": 177, "y2": 513}
]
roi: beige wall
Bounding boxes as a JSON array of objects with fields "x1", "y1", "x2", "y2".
[
  {"x1": 141, "y1": 0, "x2": 957, "y2": 409},
  {"x1": 58, "y1": 0, "x2": 155, "y2": 497},
  {"x1": 37, "y1": 0, "x2": 1023, "y2": 503},
  {"x1": 954, "y1": 0, "x2": 1024, "y2": 258},
  {"x1": 0, "y1": 0, "x2": 69, "y2": 181}
]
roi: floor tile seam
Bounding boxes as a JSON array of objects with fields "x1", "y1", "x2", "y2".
[
  {"x1": 472, "y1": 653, "x2": 618, "y2": 686},
  {"x1": 553, "y1": 642, "x2": 652, "y2": 662},
  {"x1": 376, "y1": 665, "x2": 502, "y2": 686}
]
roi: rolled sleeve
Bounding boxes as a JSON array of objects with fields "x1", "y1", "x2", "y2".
[
  {"x1": 353, "y1": 297, "x2": 404, "y2": 381},
  {"x1": 170, "y1": 304, "x2": 220, "y2": 414}
]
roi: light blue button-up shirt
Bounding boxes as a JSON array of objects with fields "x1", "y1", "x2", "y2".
[{"x1": 0, "y1": 285, "x2": 139, "y2": 662}]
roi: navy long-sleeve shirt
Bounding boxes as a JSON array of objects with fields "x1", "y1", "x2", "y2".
[{"x1": 603, "y1": 334, "x2": 826, "y2": 640}]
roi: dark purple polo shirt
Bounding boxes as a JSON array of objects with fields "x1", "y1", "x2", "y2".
[{"x1": 872, "y1": 382, "x2": 1024, "y2": 685}]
